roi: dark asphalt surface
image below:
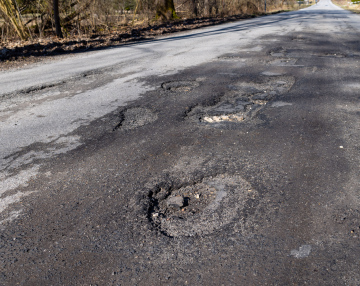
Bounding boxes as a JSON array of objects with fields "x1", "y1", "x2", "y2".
[{"x1": 1, "y1": 0, "x2": 360, "y2": 285}]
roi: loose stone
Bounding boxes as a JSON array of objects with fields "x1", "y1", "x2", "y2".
[{"x1": 166, "y1": 196, "x2": 185, "y2": 208}]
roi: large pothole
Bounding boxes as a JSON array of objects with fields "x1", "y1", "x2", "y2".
[
  {"x1": 147, "y1": 175, "x2": 256, "y2": 237},
  {"x1": 187, "y1": 76, "x2": 295, "y2": 125}
]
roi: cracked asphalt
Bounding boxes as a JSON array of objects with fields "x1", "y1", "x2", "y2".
[{"x1": 1, "y1": 0, "x2": 360, "y2": 284}]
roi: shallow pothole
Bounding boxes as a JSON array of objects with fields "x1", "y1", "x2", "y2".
[
  {"x1": 147, "y1": 175, "x2": 255, "y2": 237},
  {"x1": 292, "y1": 35, "x2": 310, "y2": 42},
  {"x1": 161, "y1": 80, "x2": 200, "y2": 92},
  {"x1": 319, "y1": 53, "x2": 346, "y2": 58},
  {"x1": 217, "y1": 54, "x2": 247, "y2": 61},
  {"x1": 270, "y1": 58, "x2": 298, "y2": 66},
  {"x1": 270, "y1": 50, "x2": 287, "y2": 57},
  {"x1": 114, "y1": 107, "x2": 157, "y2": 130}
]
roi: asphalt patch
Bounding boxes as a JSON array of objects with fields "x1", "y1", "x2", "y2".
[
  {"x1": 161, "y1": 80, "x2": 200, "y2": 92},
  {"x1": 114, "y1": 107, "x2": 158, "y2": 130},
  {"x1": 217, "y1": 54, "x2": 247, "y2": 61}
]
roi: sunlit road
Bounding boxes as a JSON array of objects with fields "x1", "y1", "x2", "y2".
[{"x1": 1, "y1": 0, "x2": 360, "y2": 284}]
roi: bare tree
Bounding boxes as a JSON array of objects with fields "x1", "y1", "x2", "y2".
[{"x1": 0, "y1": 0, "x2": 28, "y2": 39}]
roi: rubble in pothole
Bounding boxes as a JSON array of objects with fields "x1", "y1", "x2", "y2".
[{"x1": 146, "y1": 175, "x2": 256, "y2": 237}]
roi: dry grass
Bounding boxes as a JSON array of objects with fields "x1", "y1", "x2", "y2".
[
  {"x1": 332, "y1": 0, "x2": 360, "y2": 13},
  {"x1": 1, "y1": 0, "x2": 305, "y2": 44}
]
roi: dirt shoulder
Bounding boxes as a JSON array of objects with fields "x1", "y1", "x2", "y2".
[{"x1": 0, "y1": 12, "x2": 287, "y2": 71}]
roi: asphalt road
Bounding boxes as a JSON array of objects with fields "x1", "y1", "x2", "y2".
[{"x1": 1, "y1": 0, "x2": 360, "y2": 284}]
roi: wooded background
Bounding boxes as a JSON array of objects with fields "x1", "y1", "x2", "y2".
[{"x1": 0, "y1": 0, "x2": 296, "y2": 41}]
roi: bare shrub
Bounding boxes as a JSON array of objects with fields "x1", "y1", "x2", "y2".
[{"x1": 0, "y1": 0, "x2": 298, "y2": 42}]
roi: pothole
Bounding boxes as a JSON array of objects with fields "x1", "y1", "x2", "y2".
[
  {"x1": 114, "y1": 107, "x2": 157, "y2": 130},
  {"x1": 161, "y1": 80, "x2": 200, "y2": 92},
  {"x1": 261, "y1": 71, "x2": 284, "y2": 76},
  {"x1": 198, "y1": 98, "x2": 252, "y2": 123},
  {"x1": 240, "y1": 46, "x2": 263, "y2": 52},
  {"x1": 270, "y1": 58, "x2": 298, "y2": 66},
  {"x1": 187, "y1": 76, "x2": 295, "y2": 125},
  {"x1": 270, "y1": 50, "x2": 287, "y2": 57},
  {"x1": 320, "y1": 53, "x2": 346, "y2": 58},
  {"x1": 292, "y1": 36, "x2": 310, "y2": 42},
  {"x1": 147, "y1": 175, "x2": 255, "y2": 237},
  {"x1": 217, "y1": 54, "x2": 246, "y2": 61},
  {"x1": 270, "y1": 52, "x2": 286, "y2": 57},
  {"x1": 271, "y1": 101, "x2": 293, "y2": 107}
]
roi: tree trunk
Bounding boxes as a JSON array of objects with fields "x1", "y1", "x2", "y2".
[
  {"x1": 53, "y1": 0, "x2": 63, "y2": 38},
  {"x1": 204, "y1": 0, "x2": 209, "y2": 16},
  {"x1": 155, "y1": 0, "x2": 177, "y2": 20}
]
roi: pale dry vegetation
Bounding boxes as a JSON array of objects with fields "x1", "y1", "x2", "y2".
[
  {"x1": 0, "y1": 0, "x2": 299, "y2": 43},
  {"x1": 332, "y1": 0, "x2": 360, "y2": 13}
]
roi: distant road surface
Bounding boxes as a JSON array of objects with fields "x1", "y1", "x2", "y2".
[{"x1": 1, "y1": 0, "x2": 360, "y2": 284}]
